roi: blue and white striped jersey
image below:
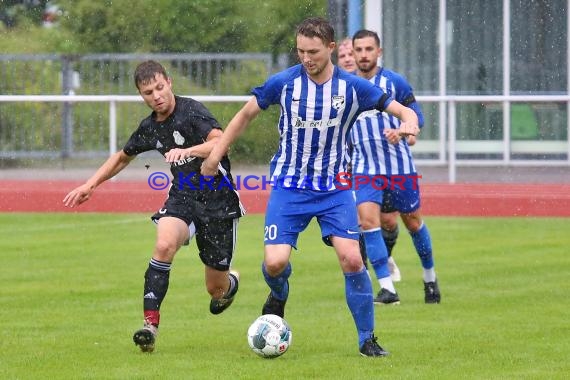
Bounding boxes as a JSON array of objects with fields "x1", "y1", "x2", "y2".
[
  {"x1": 349, "y1": 68, "x2": 424, "y2": 175},
  {"x1": 252, "y1": 64, "x2": 392, "y2": 191}
]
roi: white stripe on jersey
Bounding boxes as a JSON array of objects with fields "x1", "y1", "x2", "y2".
[{"x1": 350, "y1": 72, "x2": 416, "y2": 175}]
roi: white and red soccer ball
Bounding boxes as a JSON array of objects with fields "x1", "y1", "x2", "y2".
[{"x1": 247, "y1": 314, "x2": 292, "y2": 358}]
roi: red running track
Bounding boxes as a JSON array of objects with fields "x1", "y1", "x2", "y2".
[{"x1": 1, "y1": 180, "x2": 569, "y2": 217}]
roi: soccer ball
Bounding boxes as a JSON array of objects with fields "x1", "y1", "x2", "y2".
[{"x1": 247, "y1": 314, "x2": 292, "y2": 358}]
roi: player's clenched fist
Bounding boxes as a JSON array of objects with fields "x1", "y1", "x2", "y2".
[{"x1": 398, "y1": 122, "x2": 420, "y2": 137}]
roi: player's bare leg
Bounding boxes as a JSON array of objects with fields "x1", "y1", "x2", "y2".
[{"x1": 208, "y1": 267, "x2": 240, "y2": 314}]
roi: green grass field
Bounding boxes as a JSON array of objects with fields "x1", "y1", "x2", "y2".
[{"x1": 1, "y1": 213, "x2": 569, "y2": 379}]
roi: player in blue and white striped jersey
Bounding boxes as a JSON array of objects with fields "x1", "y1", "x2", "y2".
[
  {"x1": 337, "y1": 36, "x2": 403, "y2": 283},
  {"x1": 350, "y1": 29, "x2": 441, "y2": 305},
  {"x1": 202, "y1": 17, "x2": 419, "y2": 357}
]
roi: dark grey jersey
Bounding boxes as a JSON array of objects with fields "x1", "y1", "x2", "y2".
[{"x1": 124, "y1": 96, "x2": 244, "y2": 221}]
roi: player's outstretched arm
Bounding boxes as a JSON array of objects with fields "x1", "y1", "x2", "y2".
[
  {"x1": 63, "y1": 150, "x2": 134, "y2": 207},
  {"x1": 201, "y1": 97, "x2": 261, "y2": 176}
]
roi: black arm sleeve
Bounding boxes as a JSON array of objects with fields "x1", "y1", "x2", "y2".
[
  {"x1": 401, "y1": 94, "x2": 416, "y2": 107},
  {"x1": 374, "y1": 93, "x2": 391, "y2": 113}
]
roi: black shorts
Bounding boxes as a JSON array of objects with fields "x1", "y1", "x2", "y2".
[
  {"x1": 381, "y1": 192, "x2": 397, "y2": 213},
  {"x1": 151, "y1": 197, "x2": 240, "y2": 271}
]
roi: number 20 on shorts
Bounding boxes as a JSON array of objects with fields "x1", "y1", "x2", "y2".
[{"x1": 264, "y1": 224, "x2": 278, "y2": 241}]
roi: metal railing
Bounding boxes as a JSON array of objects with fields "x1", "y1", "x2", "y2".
[
  {"x1": 417, "y1": 94, "x2": 570, "y2": 182},
  {"x1": 0, "y1": 94, "x2": 568, "y2": 183}
]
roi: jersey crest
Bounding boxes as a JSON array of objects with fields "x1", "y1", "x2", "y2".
[
  {"x1": 331, "y1": 95, "x2": 345, "y2": 110},
  {"x1": 173, "y1": 131, "x2": 185, "y2": 145}
]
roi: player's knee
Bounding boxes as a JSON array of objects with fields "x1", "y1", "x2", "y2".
[
  {"x1": 264, "y1": 259, "x2": 288, "y2": 277},
  {"x1": 359, "y1": 215, "x2": 380, "y2": 230},
  {"x1": 344, "y1": 252, "x2": 365, "y2": 272},
  {"x1": 406, "y1": 220, "x2": 422, "y2": 233},
  {"x1": 381, "y1": 215, "x2": 398, "y2": 231},
  {"x1": 403, "y1": 213, "x2": 423, "y2": 232},
  {"x1": 154, "y1": 238, "x2": 178, "y2": 259}
]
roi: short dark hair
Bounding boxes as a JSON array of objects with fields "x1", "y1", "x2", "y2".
[
  {"x1": 352, "y1": 29, "x2": 381, "y2": 47},
  {"x1": 296, "y1": 17, "x2": 335, "y2": 45},
  {"x1": 134, "y1": 60, "x2": 168, "y2": 89}
]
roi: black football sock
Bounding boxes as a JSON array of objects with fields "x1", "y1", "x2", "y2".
[
  {"x1": 358, "y1": 232, "x2": 369, "y2": 268},
  {"x1": 381, "y1": 225, "x2": 399, "y2": 257},
  {"x1": 143, "y1": 258, "x2": 171, "y2": 325}
]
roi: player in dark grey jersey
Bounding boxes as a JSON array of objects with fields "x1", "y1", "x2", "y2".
[{"x1": 63, "y1": 60, "x2": 244, "y2": 353}]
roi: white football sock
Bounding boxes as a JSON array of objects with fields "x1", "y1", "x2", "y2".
[
  {"x1": 379, "y1": 276, "x2": 396, "y2": 293},
  {"x1": 423, "y1": 268, "x2": 436, "y2": 283}
]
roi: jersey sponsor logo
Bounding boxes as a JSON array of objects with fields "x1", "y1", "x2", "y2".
[
  {"x1": 331, "y1": 95, "x2": 345, "y2": 110},
  {"x1": 292, "y1": 116, "x2": 340, "y2": 130},
  {"x1": 172, "y1": 156, "x2": 196, "y2": 167},
  {"x1": 173, "y1": 130, "x2": 185, "y2": 145}
]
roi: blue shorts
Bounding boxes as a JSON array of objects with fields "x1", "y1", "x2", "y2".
[
  {"x1": 383, "y1": 174, "x2": 421, "y2": 213},
  {"x1": 354, "y1": 174, "x2": 421, "y2": 214},
  {"x1": 264, "y1": 186, "x2": 360, "y2": 248},
  {"x1": 353, "y1": 175, "x2": 387, "y2": 206}
]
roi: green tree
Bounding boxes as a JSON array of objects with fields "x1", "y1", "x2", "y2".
[
  {"x1": 55, "y1": 0, "x2": 326, "y2": 54},
  {"x1": 58, "y1": 0, "x2": 248, "y2": 53},
  {"x1": 0, "y1": 0, "x2": 328, "y2": 165},
  {"x1": 232, "y1": 0, "x2": 327, "y2": 59},
  {"x1": 0, "y1": 0, "x2": 48, "y2": 29}
]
